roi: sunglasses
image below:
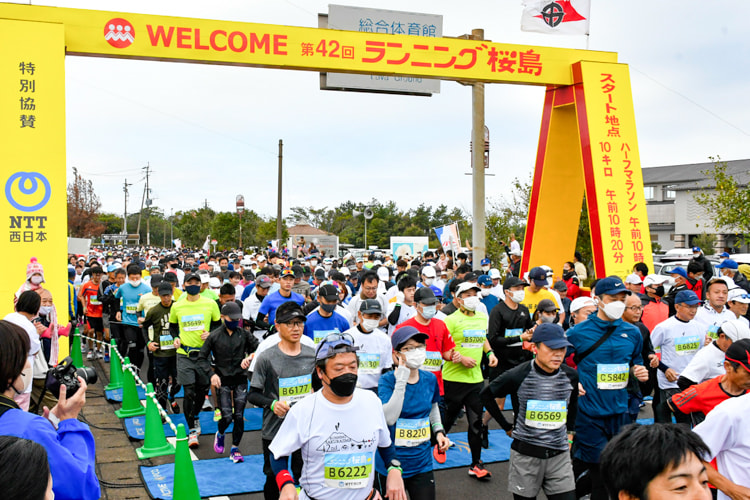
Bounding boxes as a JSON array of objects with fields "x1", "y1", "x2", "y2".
[{"x1": 315, "y1": 332, "x2": 357, "y2": 360}]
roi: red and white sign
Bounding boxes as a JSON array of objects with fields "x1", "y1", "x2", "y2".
[
  {"x1": 104, "y1": 18, "x2": 135, "y2": 48},
  {"x1": 521, "y1": 1, "x2": 590, "y2": 36}
]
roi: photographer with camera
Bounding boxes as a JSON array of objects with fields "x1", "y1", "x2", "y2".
[{"x1": 0, "y1": 320, "x2": 100, "y2": 500}]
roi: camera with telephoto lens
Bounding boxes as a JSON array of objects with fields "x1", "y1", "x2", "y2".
[{"x1": 46, "y1": 356, "x2": 97, "y2": 398}]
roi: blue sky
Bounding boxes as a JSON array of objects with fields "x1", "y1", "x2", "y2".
[{"x1": 39, "y1": 0, "x2": 750, "y2": 219}]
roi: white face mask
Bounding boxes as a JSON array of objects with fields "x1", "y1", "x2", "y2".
[
  {"x1": 421, "y1": 305, "x2": 437, "y2": 320},
  {"x1": 404, "y1": 347, "x2": 427, "y2": 369},
  {"x1": 324, "y1": 264, "x2": 332, "y2": 271},
  {"x1": 510, "y1": 290, "x2": 525, "y2": 303},
  {"x1": 462, "y1": 295, "x2": 480, "y2": 311},
  {"x1": 693, "y1": 253, "x2": 701, "y2": 259},
  {"x1": 361, "y1": 318, "x2": 380, "y2": 332},
  {"x1": 482, "y1": 265, "x2": 490, "y2": 272},
  {"x1": 310, "y1": 260, "x2": 318, "y2": 267},
  {"x1": 480, "y1": 288, "x2": 491, "y2": 297},
  {"x1": 601, "y1": 300, "x2": 626, "y2": 320},
  {"x1": 14, "y1": 360, "x2": 32, "y2": 394},
  {"x1": 423, "y1": 278, "x2": 434, "y2": 287},
  {"x1": 39, "y1": 306, "x2": 52, "y2": 316},
  {"x1": 540, "y1": 314, "x2": 556, "y2": 324},
  {"x1": 30, "y1": 275, "x2": 43, "y2": 285},
  {"x1": 129, "y1": 279, "x2": 141, "y2": 287}
]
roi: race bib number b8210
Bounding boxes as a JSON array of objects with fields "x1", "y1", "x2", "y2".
[{"x1": 395, "y1": 418, "x2": 430, "y2": 447}]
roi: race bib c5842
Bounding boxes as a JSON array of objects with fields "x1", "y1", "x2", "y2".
[{"x1": 596, "y1": 363, "x2": 629, "y2": 390}]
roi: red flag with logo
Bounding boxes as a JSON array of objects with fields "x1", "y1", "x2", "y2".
[{"x1": 521, "y1": 0, "x2": 590, "y2": 35}]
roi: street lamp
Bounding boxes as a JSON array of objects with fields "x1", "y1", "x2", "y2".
[{"x1": 352, "y1": 207, "x2": 374, "y2": 250}]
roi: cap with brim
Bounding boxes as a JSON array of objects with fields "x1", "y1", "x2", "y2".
[
  {"x1": 643, "y1": 274, "x2": 669, "y2": 288},
  {"x1": 528, "y1": 266, "x2": 548, "y2": 287},
  {"x1": 719, "y1": 320, "x2": 750, "y2": 342},
  {"x1": 150, "y1": 275, "x2": 163, "y2": 287},
  {"x1": 718, "y1": 259, "x2": 739, "y2": 270},
  {"x1": 480, "y1": 258, "x2": 491, "y2": 266},
  {"x1": 200, "y1": 274, "x2": 211, "y2": 284},
  {"x1": 157, "y1": 283, "x2": 173, "y2": 296},
  {"x1": 719, "y1": 252, "x2": 731, "y2": 258},
  {"x1": 692, "y1": 247, "x2": 701, "y2": 253},
  {"x1": 414, "y1": 287, "x2": 438, "y2": 305},
  {"x1": 670, "y1": 267, "x2": 688, "y2": 279},
  {"x1": 184, "y1": 273, "x2": 201, "y2": 284},
  {"x1": 421, "y1": 266, "x2": 436, "y2": 278},
  {"x1": 531, "y1": 323, "x2": 572, "y2": 349},
  {"x1": 674, "y1": 290, "x2": 701, "y2": 305},
  {"x1": 489, "y1": 269, "x2": 501, "y2": 279},
  {"x1": 478, "y1": 275, "x2": 493, "y2": 287},
  {"x1": 728, "y1": 288, "x2": 750, "y2": 304},
  {"x1": 315, "y1": 333, "x2": 358, "y2": 360},
  {"x1": 595, "y1": 276, "x2": 631, "y2": 295},
  {"x1": 391, "y1": 326, "x2": 429, "y2": 351},
  {"x1": 360, "y1": 299, "x2": 382, "y2": 314},
  {"x1": 255, "y1": 275, "x2": 272, "y2": 288},
  {"x1": 318, "y1": 284, "x2": 339, "y2": 301},
  {"x1": 503, "y1": 276, "x2": 529, "y2": 289},
  {"x1": 276, "y1": 308, "x2": 307, "y2": 324},
  {"x1": 725, "y1": 338, "x2": 750, "y2": 373},
  {"x1": 456, "y1": 281, "x2": 481, "y2": 296},
  {"x1": 625, "y1": 273, "x2": 643, "y2": 285},
  {"x1": 537, "y1": 299, "x2": 559, "y2": 312},
  {"x1": 221, "y1": 301, "x2": 242, "y2": 320},
  {"x1": 570, "y1": 296, "x2": 597, "y2": 313}
]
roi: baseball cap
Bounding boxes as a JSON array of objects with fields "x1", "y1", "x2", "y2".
[
  {"x1": 291, "y1": 265, "x2": 304, "y2": 277},
  {"x1": 421, "y1": 266, "x2": 436, "y2": 278},
  {"x1": 480, "y1": 258, "x2": 491, "y2": 266},
  {"x1": 377, "y1": 267, "x2": 390, "y2": 282},
  {"x1": 719, "y1": 252, "x2": 731, "y2": 258},
  {"x1": 669, "y1": 267, "x2": 688, "y2": 278},
  {"x1": 674, "y1": 290, "x2": 701, "y2": 305},
  {"x1": 528, "y1": 267, "x2": 548, "y2": 287},
  {"x1": 478, "y1": 275, "x2": 493, "y2": 287},
  {"x1": 276, "y1": 306, "x2": 307, "y2": 324},
  {"x1": 340, "y1": 266, "x2": 351, "y2": 277},
  {"x1": 456, "y1": 281, "x2": 481, "y2": 296},
  {"x1": 315, "y1": 332, "x2": 358, "y2": 360},
  {"x1": 728, "y1": 288, "x2": 750, "y2": 304},
  {"x1": 625, "y1": 273, "x2": 643, "y2": 285},
  {"x1": 537, "y1": 299, "x2": 559, "y2": 312},
  {"x1": 414, "y1": 287, "x2": 438, "y2": 305},
  {"x1": 489, "y1": 269, "x2": 501, "y2": 279},
  {"x1": 255, "y1": 275, "x2": 272, "y2": 288},
  {"x1": 463, "y1": 272, "x2": 478, "y2": 282},
  {"x1": 280, "y1": 268, "x2": 296, "y2": 279},
  {"x1": 314, "y1": 268, "x2": 327, "y2": 280},
  {"x1": 692, "y1": 246, "x2": 701, "y2": 253},
  {"x1": 719, "y1": 319, "x2": 750, "y2": 342},
  {"x1": 570, "y1": 296, "x2": 597, "y2": 313},
  {"x1": 360, "y1": 299, "x2": 382, "y2": 315},
  {"x1": 725, "y1": 338, "x2": 750, "y2": 373},
  {"x1": 595, "y1": 276, "x2": 631, "y2": 296},
  {"x1": 318, "y1": 284, "x2": 339, "y2": 301},
  {"x1": 553, "y1": 280, "x2": 568, "y2": 293},
  {"x1": 209, "y1": 277, "x2": 222, "y2": 289},
  {"x1": 157, "y1": 282, "x2": 173, "y2": 296},
  {"x1": 718, "y1": 259, "x2": 739, "y2": 270},
  {"x1": 531, "y1": 323, "x2": 572, "y2": 349},
  {"x1": 510, "y1": 249, "x2": 522, "y2": 257},
  {"x1": 221, "y1": 301, "x2": 242, "y2": 320},
  {"x1": 184, "y1": 273, "x2": 201, "y2": 284},
  {"x1": 643, "y1": 274, "x2": 669, "y2": 288},
  {"x1": 503, "y1": 276, "x2": 529, "y2": 289},
  {"x1": 149, "y1": 275, "x2": 163, "y2": 287},
  {"x1": 391, "y1": 326, "x2": 429, "y2": 351}
]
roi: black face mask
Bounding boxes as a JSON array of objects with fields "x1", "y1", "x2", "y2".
[
  {"x1": 185, "y1": 284, "x2": 201, "y2": 295},
  {"x1": 170, "y1": 263, "x2": 179, "y2": 269},
  {"x1": 224, "y1": 319, "x2": 240, "y2": 331},
  {"x1": 563, "y1": 271, "x2": 574, "y2": 280},
  {"x1": 327, "y1": 372, "x2": 357, "y2": 397},
  {"x1": 320, "y1": 303, "x2": 337, "y2": 313},
  {"x1": 654, "y1": 285, "x2": 665, "y2": 297}
]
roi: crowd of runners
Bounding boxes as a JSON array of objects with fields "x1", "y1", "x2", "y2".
[{"x1": 2, "y1": 241, "x2": 750, "y2": 500}]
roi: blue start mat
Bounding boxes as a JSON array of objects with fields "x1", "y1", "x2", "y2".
[
  {"x1": 434, "y1": 429, "x2": 512, "y2": 470},
  {"x1": 105, "y1": 386, "x2": 185, "y2": 402},
  {"x1": 141, "y1": 453, "x2": 266, "y2": 499},
  {"x1": 124, "y1": 413, "x2": 189, "y2": 439},
  {"x1": 503, "y1": 395, "x2": 512, "y2": 410},
  {"x1": 197, "y1": 407, "x2": 263, "y2": 434}
]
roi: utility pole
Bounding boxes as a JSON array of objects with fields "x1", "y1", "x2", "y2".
[
  {"x1": 470, "y1": 29, "x2": 486, "y2": 265},
  {"x1": 122, "y1": 179, "x2": 132, "y2": 234},
  {"x1": 145, "y1": 163, "x2": 151, "y2": 246},
  {"x1": 276, "y1": 139, "x2": 283, "y2": 242},
  {"x1": 135, "y1": 163, "x2": 150, "y2": 243}
]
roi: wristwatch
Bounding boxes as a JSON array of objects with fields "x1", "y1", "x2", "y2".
[{"x1": 387, "y1": 459, "x2": 402, "y2": 473}]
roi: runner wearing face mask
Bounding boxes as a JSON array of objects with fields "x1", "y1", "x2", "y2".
[
  {"x1": 345, "y1": 300, "x2": 393, "y2": 392},
  {"x1": 478, "y1": 275, "x2": 499, "y2": 313},
  {"x1": 269, "y1": 333, "x2": 406, "y2": 500},
  {"x1": 114, "y1": 264, "x2": 152, "y2": 369},
  {"x1": 303, "y1": 284, "x2": 350, "y2": 345},
  {"x1": 442, "y1": 282, "x2": 498, "y2": 480},
  {"x1": 566, "y1": 276, "x2": 649, "y2": 500},
  {"x1": 534, "y1": 299, "x2": 560, "y2": 325},
  {"x1": 376, "y1": 326, "x2": 450, "y2": 500}
]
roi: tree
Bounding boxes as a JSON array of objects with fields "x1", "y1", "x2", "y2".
[
  {"x1": 692, "y1": 232, "x2": 716, "y2": 256},
  {"x1": 693, "y1": 156, "x2": 750, "y2": 237},
  {"x1": 67, "y1": 167, "x2": 105, "y2": 237},
  {"x1": 485, "y1": 175, "x2": 531, "y2": 265}
]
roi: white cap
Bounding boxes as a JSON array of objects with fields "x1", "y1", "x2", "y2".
[
  {"x1": 489, "y1": 268, "x2": 501, "y2": 279},
  {"x1": 209, "y1": 277, "x2": 222, "y2": 289},
  {"x1": 719, "y1": 319, "x2": 750, "y2": 341},
  {"x1": 570, "y1": 296, "x2": 597, "y2": 313},
  {"x1": 257, "y1": 255, "x2": 267, "y2": 262},
  {"x1": 456, "y1": 281, "x2": 481, "y2": 296},
  {"x1": 199, "y1": 274, "x2": 210, "y2": 284},
  {"x1": 377, "y1": 267, "x2": 390, "y2": 282},
  {"x1": 643, "y1": 274, "x2": 670, "y2": 288},
  {"x1": 510, "y1": 249, "x2": 522, "y2": 257},
  {"x1": 625, "y1": 273, "x2": 643, "y2": 285},
  {"x1": 374, "y1": 260, "x2": 383, "y2": 266},
  {"x1": 340, "y1": 266, "x2": 351, "y2": 277},
  {"x1": 421, "y1": 266, "x2": 437, "y2": 278},
  {"x1": 728, "y1": 288, "x2": 750, "y2": 304}
]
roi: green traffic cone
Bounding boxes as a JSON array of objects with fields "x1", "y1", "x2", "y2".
[
  {"x1": 115, "y1": 357, "x2": 146, "y2": 418},
  {"x1": 70, "y1": 327, "x2": 83, "y2": 368},
  {"x1": 173, "y1": 424, "x2": 200, "y2": 500},
  {"x1": 136, "y1": 383, "x2": 175, "y2": 459},
  {"x1": 104, "y1": 340, "x2": 123, "y2": 390}
]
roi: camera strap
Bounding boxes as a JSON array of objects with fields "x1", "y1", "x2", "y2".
[{"x1": 0, "y1": 394, "x2": 20, "y2": 419}]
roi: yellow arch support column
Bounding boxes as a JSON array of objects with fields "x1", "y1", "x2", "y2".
[
  {"x1": 523, "y1": 62, "x2": 652, "y2": 280},
  {"x1": 0, "y1": 20, "x2": 67, "y2": 317}
]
